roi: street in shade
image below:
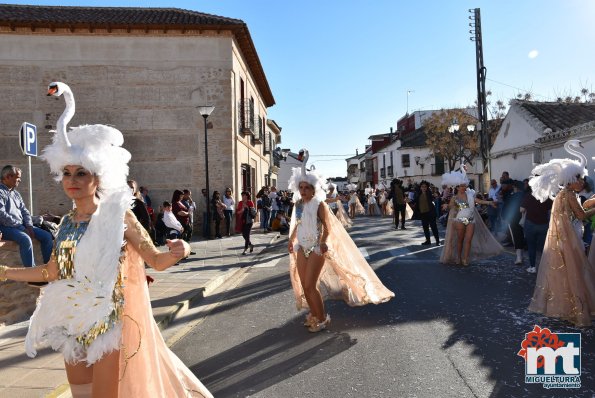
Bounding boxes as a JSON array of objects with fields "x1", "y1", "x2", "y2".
[{"x1": 169, "y1": 216, "x2": 595, "y2": 398}]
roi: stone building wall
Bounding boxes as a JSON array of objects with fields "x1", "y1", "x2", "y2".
[{"x1": 0, "y1": 32, "x2": 269, "y2": 230}]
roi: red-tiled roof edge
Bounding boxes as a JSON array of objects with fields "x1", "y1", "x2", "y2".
[{"x1": 0, "y1": 4, "x2": 275, "y2": 107}]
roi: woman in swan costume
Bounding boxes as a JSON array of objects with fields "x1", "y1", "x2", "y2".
[
  {"x1": 325, "y1": 182, "x2": 352, "y2": 228},
  {"x1": 529, "y1": 140, "x2": 595, "y2": 326},
  {"x1": 439, "y1": 166, "x2": 502, "y2": 265},
  {"x1": 0, "y1": 82, "x2": 212, "y2": 397},
  {"x1": 287, "y1": 149, "x2": 394, "y2": 332}
]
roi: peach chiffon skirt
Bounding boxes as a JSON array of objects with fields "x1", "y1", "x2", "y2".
[
  {"x1": 289, "y1": 203, "x2": 394, "y2": 309},
  {"x1": 528, "y1": 191, "x2": 595, "y2": 327},
  {"x1": 439, "y1": 207, "x2": 503, "y2": 264},
  {"x1": 118, "y1": 247, "x2": 213, "y2": 397}
]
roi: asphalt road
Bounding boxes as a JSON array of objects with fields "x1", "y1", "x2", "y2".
[{"x1": 169, "y1": 216, "x2": 595, "y2": 398}]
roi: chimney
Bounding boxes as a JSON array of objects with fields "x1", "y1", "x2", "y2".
[{"x1": 356, "y1": 148, "x2": 359, "y2": 156}]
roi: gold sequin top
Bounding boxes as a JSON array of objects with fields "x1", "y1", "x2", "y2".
[{"x1": 53, "y1": 211, "x2": 90, "y2": 279}]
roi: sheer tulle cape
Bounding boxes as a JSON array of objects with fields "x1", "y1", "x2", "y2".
[
  {"x1": 288, "y1": 202, "x2": 394, "y2": 309},
  {"x1": 529, "y1": 190, "x2": 595, "y2": 327},
  {"x1": 349, "y1": 195, "x2": 365, "y2": 215},
  {"x1": 439, "y1": 207, "x2": 503, "y2": 263},
  {"x1": 119, "y1": 246, "x2": 213, "y2": 397},
  {"x1": 334, "y1": 200, "x2": 353, "y2": 228}
]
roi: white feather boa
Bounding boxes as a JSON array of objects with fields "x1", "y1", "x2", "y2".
[{"x1": 25, "y1": 188, "x2": 132, "y2": 365}]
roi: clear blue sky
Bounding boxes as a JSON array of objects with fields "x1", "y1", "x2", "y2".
[{"x1": 7, "y1": 0, "x2": 595, "y2": 177}]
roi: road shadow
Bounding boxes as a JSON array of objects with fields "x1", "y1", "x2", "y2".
[{"x1": 189, "y1": 323, "x2": 356, "y2": 397}]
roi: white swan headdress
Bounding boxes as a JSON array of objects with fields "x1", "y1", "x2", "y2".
[
  {"x1": 287, "y1": 149, "x2": 327, "y2": 202},
  {"x1": 441, "y1": 168, "x2": 469, "y2": 187},
  {"x1": 42, "y1": 82, "x2": 131, "y2": 194},
  {"x1": 529, "y1": 139, "x2": 588, "y2": 202}
]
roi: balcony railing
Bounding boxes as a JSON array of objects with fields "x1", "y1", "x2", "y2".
[
  {"x1": 263, "y1": 131, "x2": 271, "y2": 154},
  {"x1": 238, "y1": 99, "x2": 255, "y2": 136},
  {"x1": 253, "y1": 117, "x2": 263, "y2": 144}
]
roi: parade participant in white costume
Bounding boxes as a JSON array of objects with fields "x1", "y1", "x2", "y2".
[
  {"x1": 530, "y1": 143, "x2": 595, "y2": 326},
  {"x1": 440, "y1": 166, "x2": 502, "y2": 266},
  {"x1": 287, "y1": 149, "x2": 394, "y2": 332},
  {"x1": 325, "y1": 182, "x2": 352, "y2": 228},
  {"x1": 346, "y1": 184, "x2": 365, "y2": 219},
  {"x1": 0, "y1": 82, "x2": 212, "y2": 397}
]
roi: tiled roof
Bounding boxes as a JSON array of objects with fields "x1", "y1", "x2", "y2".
[
  {"x1": 0, "y1": 4, "x2": 242, "y2": 26},
  {"x1": 0, "y1": 4, "x2": 275, "y2": 107},
  {"x1": 517, "y1": 100, "x2": 595, "y2": 132}
]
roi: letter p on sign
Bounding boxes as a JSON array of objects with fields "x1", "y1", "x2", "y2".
[{"x1": 19, "y1": 122, "x2": 37, "y2": 157}]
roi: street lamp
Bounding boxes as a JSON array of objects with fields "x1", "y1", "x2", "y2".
[
  {"x1": 197, "y1": 105, "x2": 215, "y2": 239},
  {"x1": 448, "y1": 118, "x2": 475, "y2": 169}
]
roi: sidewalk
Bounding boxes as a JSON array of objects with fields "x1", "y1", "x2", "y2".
[{"x1": 0, "y1": 230, "x2": 281, "y2": 398}]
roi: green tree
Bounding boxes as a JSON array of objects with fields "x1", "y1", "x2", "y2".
[{"x1": 424, "y1": 108, "x2": 479, "y2": 172}]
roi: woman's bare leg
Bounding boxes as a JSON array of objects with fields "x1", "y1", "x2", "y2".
[
  {"x1": 462, "y1": 224, "x2": 475, "y2": 262},
  {"x1": 302, "y1": 252, "x2": 326, "y2": 321},
  {"x1": 454, "y1": 222, "x2": 466, "y2": 264},
  {"x1": 65, "y1": 360, "x2": 92, "y2": 387}
]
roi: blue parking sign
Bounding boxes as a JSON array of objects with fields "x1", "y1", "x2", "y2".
[{"x1": 19, "y1": 122, "x2": 37, "y2": 157}]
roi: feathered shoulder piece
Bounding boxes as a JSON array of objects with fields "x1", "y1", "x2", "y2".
[{"x1": 529, "y1": 158, "x2": 586, "y2": 202}]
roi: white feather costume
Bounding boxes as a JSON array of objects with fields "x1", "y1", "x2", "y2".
[
  {"x1": 529, "y1": 158, "x2": 587, "y2": 203},
  {"x1": 26, "y1": 82, "x2": 132, "y2": 364}
]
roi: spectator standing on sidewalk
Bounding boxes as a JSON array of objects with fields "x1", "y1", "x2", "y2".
[
  {"x1": 236, "y1": 191, "x2": 256, "y2": 255},
  {"x1": 222, "y1": 187, "x2": 235, "y2": 236},
  {"x1": 181, "y1": 189, "x2": 196, "y2": 242},
  {"x1": 287, "y1": 149, "x2": 394, "y2": 333},
  {"x1": 520, "y1": 187, "x2": 552, "y2": 273},
  {"x1": 269, "y1": 186, "x2": 280, "y2": 227},
  {"x1": 127, "y1": 179, "x2": 151, "y2": 234},
  {"x1": 0, "y1": 81, "x2": 213, "y2": 397},
  {"x1": 172, "y1": 189, "x2": 190, "y2": 242},
  {"x1": 211, "y1": 191, "x2": 225, "y2": 239},
  {"x1": 0, "y1": 165, "x2": 53, "y2": 268},
  {"x1": 260, "y1": 187, "x2": 272, "y2": 233},
  {"x1": 487, "y1": 179, "x2": 501, "y2": 232}
]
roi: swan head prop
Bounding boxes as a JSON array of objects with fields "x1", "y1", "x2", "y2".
[
  {"x1": 42, "y1": 81, "x2": 131, "y2": 194},
  {"x1": 529, "y1": 144, "x2": 588, "y2": 202},
  {"x1": 287, "y1": 148, "x2": 326, "y2": 201}
]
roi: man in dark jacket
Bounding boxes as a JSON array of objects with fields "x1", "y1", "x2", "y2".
[
  {"x1": 388, "y1": 179, "x2": 407, "y2": 229},
  {"x1": 415, "y1": 180, "x2": 440, "y2": 246}
]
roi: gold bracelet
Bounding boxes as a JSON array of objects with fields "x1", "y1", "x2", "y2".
[
  {"x1": 41, "y1": 267, "x2": 49, "y2": 281},
  {"x1": 0, "y1": 265, "x2": 8, "y2": 282}
]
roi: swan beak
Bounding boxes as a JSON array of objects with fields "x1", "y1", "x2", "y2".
[
  {"x1": 580, "y1": 143, "x2": 584, "y2": 148},
  {"x1": 47, "y1": 86, "x2": 58, "y2": 96}
]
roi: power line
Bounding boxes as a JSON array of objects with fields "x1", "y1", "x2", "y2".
[{"x1": 486, "y1": 78, "x2": 548, "y2": 99}]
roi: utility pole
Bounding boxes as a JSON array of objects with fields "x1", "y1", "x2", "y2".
[{"x1": 469, "y1": 8, "x2": 489, "y2": 190}]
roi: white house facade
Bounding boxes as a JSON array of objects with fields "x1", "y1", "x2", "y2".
[{"x1": 491, "y1": 100, "x2": 595, "y2": 181}]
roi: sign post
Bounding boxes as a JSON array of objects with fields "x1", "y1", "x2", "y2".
[{"x1": 19, "y1": 122, "x2": 37, "y2": 214}]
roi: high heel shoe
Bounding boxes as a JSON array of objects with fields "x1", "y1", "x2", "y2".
[
  {"x1": 308, "y1": 314, "x2": 331, "y2": 333},
  {"x1": 250, "y1": 244, "x2": 254, "y2": 253},
  {"x1": 303, "y1": 313, "x2": 316, "y2": 327},
  {"x1": 461, "y1": 258, "x2": 469, "y2": 266}
]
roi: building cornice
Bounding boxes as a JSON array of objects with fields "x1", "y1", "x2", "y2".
[{"x1": 0, "y1": 5, "x2": 275, "y2": 107}]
